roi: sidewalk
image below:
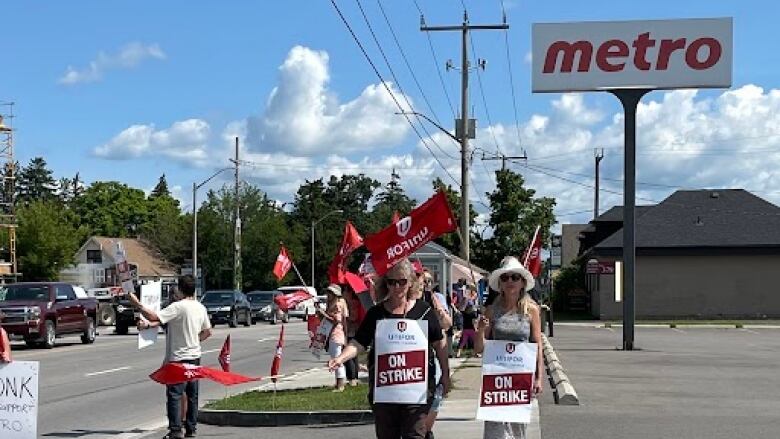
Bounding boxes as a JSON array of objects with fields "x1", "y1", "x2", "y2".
[{"x1": 434, "y1": 357, "x2": 541, "y2": 439}]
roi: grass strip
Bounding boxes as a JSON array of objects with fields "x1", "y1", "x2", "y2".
[{"x1": 206, "y1": 384, "x2": 370, "y2": 411}]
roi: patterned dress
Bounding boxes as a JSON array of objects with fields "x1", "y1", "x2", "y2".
[{"x1": 483, "y1": 303, "x2": 532, "y2": 439}]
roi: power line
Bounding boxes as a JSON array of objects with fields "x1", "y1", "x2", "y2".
[
  {"x1": 328, "y1": 0, "x2": 460, "y2": 186},
  {"x1": 469, "y1": 32, "x2": 504, "y2": 155},
  {"x1": 412, "y1": 0, "x2": 457, "y2": 119},
  {"x1": 353, "y1": 0, "x2": 458, "y2": 161},
  {"x1": 499, "y1": 0, "x2": 523, "y2": 152}
]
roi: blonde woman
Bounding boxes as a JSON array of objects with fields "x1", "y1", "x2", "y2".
[
  {"x1": 329, "y1": 258, "x2": 451, "y2": 439},
  {"x1": 475, "y1": 257, "x2": 544, "y2": 439},
  {"x1": 319, "y1": 284, "x2": 350, "y2": 392}
]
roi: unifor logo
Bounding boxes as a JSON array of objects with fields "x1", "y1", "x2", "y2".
[
  {"x1": 505, "y1": 343, "x2": 515, "y2": 354},
  {"x1": 397, "y1": 321, "x2": 407, "y2": 332},
  {"x1": 396, "y1": 217, "x2": 412, "y2": 237}
]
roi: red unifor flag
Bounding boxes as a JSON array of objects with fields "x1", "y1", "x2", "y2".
[
  {"x1": 150, "y1": 362, "x2": 260, "y2": 386},
  {"x1": 328, "y1": 221, "x2": 364, "y2": 284},
  {"x1": 273, "y1": 246, "x2": 293, "y2": 281},
  {"x1": 522, "y1": 225, "x2": 543, "y2": 278},
  {"x1": 364, "y1": 191, "x2": 457, "y2": 276},
  {"x1": 218, "y1": 335, "x2": 231, "y2": 372},
  {"x1": 270, "y1": 325, "x2": 285, "y2": 383},
  {"x1": 274, "y1": 289, "x2": 312, "y2": 311}
]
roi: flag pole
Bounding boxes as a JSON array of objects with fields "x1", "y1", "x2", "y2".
[{"x1": 523, "y1": 225, "x2": 541, "y2": 267}]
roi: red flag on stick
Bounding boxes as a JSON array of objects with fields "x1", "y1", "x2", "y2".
[
  {"x1": 273, "y1": 246, "x2": 293, "y2": 280},
  {"x1": 270, "y1": 325, "x2": 285, "y2": 383},
  {"x1": 273, "y1": 289, "x2": 313, "y2": 311},
  {"x1": 523, "y1": 226, "x2": 543, "y2": 278},
  {"x1": 365, "y1": 191, "x2": 457, "y2": 276},
  {"x1": 150, "y1": 362, "x2": 260, "y2": 386},
  {"x1": 218, "y1": 335, "x2": 231, "y2": 372},
  {"x1": 328, "y1": 221, "x2": 364, "y2": 284}
]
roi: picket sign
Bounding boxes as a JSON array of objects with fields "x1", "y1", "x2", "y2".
[
  {"x1": 476, "y1": 340, "x2": 537, "y2": 424},
  {"x1": 0, "y1": 361, "x2": 39, "y2": 439},
  {"x1": 138, "y1": 280, "x2": 162, "y2": 349},
  {"x1": 373, "y1": 319, "x2": 428, "y2": 404},
  {"x1": 309, "y1": 318, "x2": 333, "y2": 359}
]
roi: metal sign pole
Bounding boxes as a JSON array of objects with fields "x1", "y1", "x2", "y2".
[{"x1": 609, "y1": 88, "x2": 650, "y2": 351}]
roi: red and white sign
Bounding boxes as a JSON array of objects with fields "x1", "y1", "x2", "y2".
[
  {"x1": 218, "y1": 335, "x2": 231, "y2": 372},
  {"x1": 365, "y1": 191, "x2": 457, "y2": 276},
  {"x1": 477, "y1": 340, "x2": 537, "y2": 424},
  {"x1": 114, "y1": 242, "x2": 134, "y2": 295},
  {"x1": 309, "y1": 317, "x2": 333, "y2": 359},
  {"x1": 270, "y1": 325, "x2": 285, "y2": 383},
  {"x1": 273, "y1": 246, "x2": 293, "y2": 281},
  {"x1": 532, "y1": 18, "x2": 732, "y2": 92},
  {"x1": 373, "y1": 319, "x2": 429, "y2": 404},
  {"x1": 522, "y1": 226, "x2": 543, "y2": 278}
]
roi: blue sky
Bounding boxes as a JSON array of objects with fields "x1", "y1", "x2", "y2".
[{"x1": 2, "y1": 1, "x2": 778, "y2": 226}]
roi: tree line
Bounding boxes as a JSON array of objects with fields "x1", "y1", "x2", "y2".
[{"x1": 5, "y1": 157, "x2": 556, "y2": 290}]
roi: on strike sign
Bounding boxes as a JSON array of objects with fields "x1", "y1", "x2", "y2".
[
  {"x1": 477, "y1": 341, "x2": 537, "y2": 424},
  {"x1": 373, "y1": 319, "x2": 429, "y2": 404}
]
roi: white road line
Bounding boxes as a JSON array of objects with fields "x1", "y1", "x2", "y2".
[
  {"x1": 257, "y1": 338, "x2": 272, "y2": 342},
  {"x1": 740, "y1": 328, "x2": 761, "y2": 335},
  {"x1": 602, "y1": 327, "x2": 614, "y2": 332},
  {"x1": 85, "y1": 366, "x2": 132, "y2": 377},
  {"x1": 201, "y1": 348, "x2": 221, "y2": 354},
  {"x1": 671, "y1": 328, "x2": 686, "y2": 333}
]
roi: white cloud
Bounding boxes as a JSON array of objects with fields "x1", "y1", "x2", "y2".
[
  {"x1": 245, "y1": 45, "x2": 412, "y2": 155},
  {"x1": 59, "y1": 42, "x2": 166, "y2": 85},
  {"x1": 94, "y1": 119, "x2": 211, "y2": 166}
]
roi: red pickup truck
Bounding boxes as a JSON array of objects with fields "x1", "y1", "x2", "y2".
[{"x1": 0, "y1": 282, "x2": 98, "y2": 348}]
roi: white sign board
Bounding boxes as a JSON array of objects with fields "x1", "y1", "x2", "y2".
[
  {"x1": 532, "y1": 18, "x2": 732, "y2": 92},
  {"x1": 138, "y1": 281, "x2": 162, "y2": 349},
  {"x1": 0, "y1": 361, "x2": 39, "y2": 439},
  {"x1": 373, "y1": 319, "x2": 429, "y2": 404},
  {"x1": 114, "y1": 242, "x2": 135, "y2": 295},
  {"x1": 477, "y1": 341, "x2": 537, "y2": 424},
  {"x1": 309, "y1": 318, "x2": 333, "y2": 359}
]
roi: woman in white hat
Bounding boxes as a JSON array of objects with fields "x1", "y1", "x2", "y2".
[
  {"x1": 475, "y1": 256, "x2": 544, "y2": 439},
  {"x1": 320, "y1": 284, "x2": 350, "y2": 392}
]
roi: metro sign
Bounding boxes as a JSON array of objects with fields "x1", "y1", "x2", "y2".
[{"x1": 533, "y1": 18, "x2": 732, "y2": 92}]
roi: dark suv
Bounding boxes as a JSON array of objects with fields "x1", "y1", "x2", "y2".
[{"x1": 201, "y1": 290, "x2": 251, "y2": 328}]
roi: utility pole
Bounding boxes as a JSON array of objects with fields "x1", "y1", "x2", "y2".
[
  {"x1": 481, "y1": 152, "x2": 528, "y2": 171},
  {"x1": 421, "y1": 10, "x2": 508, "y2": 261},
  {"x1": 231, "y1": 137, "x2": 242, "y2": 291},
  {"x1": 594, "y1": 148, "x2": 604, "y2": 219}
]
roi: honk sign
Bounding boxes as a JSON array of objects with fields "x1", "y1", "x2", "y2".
[
  {"x1": 373, "y1": 319, "x2": 429, "y2": 404},
  {"x1": 477, "y1": 341, "x2": 537, "y2": 424}
]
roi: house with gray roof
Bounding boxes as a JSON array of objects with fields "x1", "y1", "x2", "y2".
[{"x1": 579, "y1": 189, "x2": 780, "y2": 319}]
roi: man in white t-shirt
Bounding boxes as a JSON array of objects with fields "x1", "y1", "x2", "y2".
[{"x1": 129, "y1": 276, "x2": 212, "y2": 439}]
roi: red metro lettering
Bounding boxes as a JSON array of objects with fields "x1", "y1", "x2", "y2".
[
  {"x1": 543, "y1": 32, "x2": 722, "y2": 73},
  {"x1": 480, "y1": 373, "x2": 533, "y2": 407},
  {"x1": 376, "y1": 350, "x2": 426, "y2": 387}
]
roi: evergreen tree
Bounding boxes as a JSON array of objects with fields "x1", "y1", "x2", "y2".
[
  {"x1": 57, "y1": 177, "x2": 73, "y2": 204},
  {"x1": 150, "y1": 174, "x2": 171, "y2": 199},
  {"x1": 16, "y1": 157, "x2": 56, "y2": 203},
  {"x1": 372, "y1": 169, "x2": 416, "y2": 227}
]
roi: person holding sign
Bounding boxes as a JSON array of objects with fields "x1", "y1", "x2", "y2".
[
  {"x1": 0, "y1": 310, "x2": 12, "y2": 363},
  {"x1": 475, "y1": 257, "x2": 544, "y2": 439},
  {"x1": 128, "y1": 275, "x2": 212, "y2": 439},
  {"x1": 328, "y1": 258, "x2": 451, "y2": 439},
  {"x1": 318, "y1": 284, "x2": 350, "y2": 392}
]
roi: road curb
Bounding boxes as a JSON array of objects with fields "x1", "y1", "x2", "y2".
[
  {"x1": 541, "y1": 334, "x2": 580, "y2": 405},
  {"x1": 198, "y1": 408, "x2": 374, "y2": 426}
]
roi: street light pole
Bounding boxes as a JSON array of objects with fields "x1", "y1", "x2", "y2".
[
  {"x1": 191, "y1": 166, "x2": 233, "y2": 297},
  {"x1": 310, "y1": 209, "x2": 344, "y2": 288}
]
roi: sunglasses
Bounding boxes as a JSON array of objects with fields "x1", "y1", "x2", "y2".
[
  {"x1": 499, "y1": 273, "x2": 524, "y2": 282},
  {"x1": 385, "y1": 278, "x2": 409, "y2": 287}
]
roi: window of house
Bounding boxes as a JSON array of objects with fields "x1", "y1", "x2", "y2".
[{"x1": 86, "y1": 250, "x2": 103, "y2": 264}]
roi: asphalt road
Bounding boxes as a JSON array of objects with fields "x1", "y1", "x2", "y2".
[
  {"x1": 539, "y1": 325, "x2": 780, "y2": 439},
  {"x1": 10, "y1": 319, "x2": 318, "y2": 439}
]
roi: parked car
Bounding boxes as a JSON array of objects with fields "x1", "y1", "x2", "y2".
[
  {"x1": 276, "y1": 286, "x2": 317, "y2": 320},
  {"x1": 246, "y1": 290, "x2": 288, "y2": 324},
  {"x1": 201, "y1": 290, "x2": 251, "y2": 328},
  {"x1": 0, "y1": 282, "x2": 98, "y2": 348}
]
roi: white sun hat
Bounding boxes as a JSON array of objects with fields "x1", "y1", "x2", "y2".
[{"x1": 488, "y1": 256, "x2": 535, "y2": 292}]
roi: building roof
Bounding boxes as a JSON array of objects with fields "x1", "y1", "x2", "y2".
[
  {"x1": 593, "y1": 205, "x2": 655, "y2": 223},
  {"x1": 595, "y1": 189, "x2": 780, "y2": 249},
  {"x1": 88, "y1": 236, "x2": 178, "y2": 277}
]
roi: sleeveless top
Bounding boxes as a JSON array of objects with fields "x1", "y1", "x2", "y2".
[{"x1": 490, "y1": 303, "x2": 531, "y2": 342}]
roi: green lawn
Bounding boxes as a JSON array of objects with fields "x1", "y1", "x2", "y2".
[{"x1": 206, "y1": 384, "x2": 370, "y2": 411}]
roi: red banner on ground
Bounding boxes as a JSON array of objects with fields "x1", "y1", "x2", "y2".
[
  {"x1": 150, "y1": 362, "x2": 260, "y2": 386},
  {"x1": 364, "y1": 191, "x2": 457, "y2": 275}
]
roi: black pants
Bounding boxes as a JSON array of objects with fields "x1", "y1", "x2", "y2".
[
  {"x1": 372, "y1": 403, "x2": 430, "y2": 439},
  {"x1": 345, "y1": 336, "x2": 359, "y2": 380},
  {"x1": 166, "y1": 358, "x2": 200, "y2": 435}
]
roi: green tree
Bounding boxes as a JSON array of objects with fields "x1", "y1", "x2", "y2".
[
  {"x1": 474, "y1": 169, "x2": 556, "y2": 270},
  {"x1": 141, "y1": 192, "x2": 189, "y2": 264},
  {"x1": 57, "y1": 177, "x2": 73, "y2": 204},
  {"x1": 372, "y1": 170, "x2": 416, "y2": 229},
  {"x1": 73, "y1": 181, "x2": 149, "y2": 237},
  {"x1": 17, "y1": 157, "x2": 56, "y2": 203},
  {"x1": 431, "y1": 177, "x2": 478, "y2": 256},
  {"x1": 150, "y1": 174, "x2": 171, "y2": 199},
  {"x1": 16, "y1": 200, "x2": 87, "y2": 280}
]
